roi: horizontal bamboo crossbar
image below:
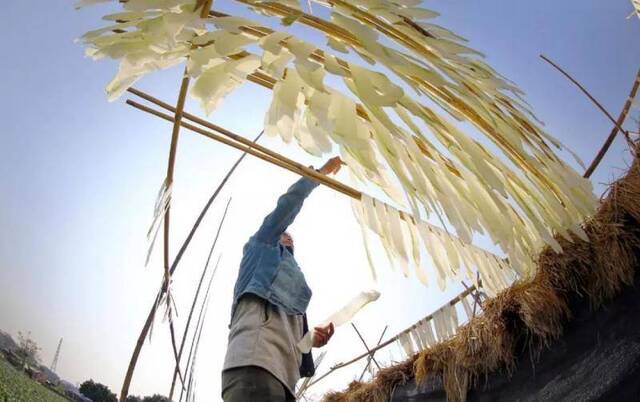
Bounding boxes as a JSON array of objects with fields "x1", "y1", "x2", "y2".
[{"x1": 126, "y1": 98, "x2": 360, "y2": 199}]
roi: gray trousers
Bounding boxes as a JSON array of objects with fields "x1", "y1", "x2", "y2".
[{"x1": 222, "y1": 366, "x2": 296, "y2": 402}]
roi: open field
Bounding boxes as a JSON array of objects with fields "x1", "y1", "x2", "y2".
[{"x1": 0, "y1": 359, "x2": 67, "y2": 402}]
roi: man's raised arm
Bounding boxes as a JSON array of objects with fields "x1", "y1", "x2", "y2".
[{"x1": 252, "y1": 157, "x2": 343, "y2": 244}]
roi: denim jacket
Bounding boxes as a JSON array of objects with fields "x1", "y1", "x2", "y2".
[{"x1": 230, "y1": 177, "x2": 319, "y2": 320}]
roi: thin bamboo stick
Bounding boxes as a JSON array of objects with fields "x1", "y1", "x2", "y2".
[
  {"x1": 460, "y1": 280, "x2": 483, "y2": 312},
  {"x1": 178, "y1": 248, "x2": 220, "y2": 401},
  {"x1": 297, "y1": 352, "x2": 328, "y2": 399},
  {"x1": 167, "y1": 225, "x2": 218, "y2": 399},
  {"x1": 351, "y1": 323, "x2": 381, "y2": 370},
  {"x1": 125, "y1": 99, "x2": 360, "y2": 199},
  {"x1": 127, "y1": 99, "x2": 517, "y2": 346},
  {"x1": 167, "y1": 133, "x2": 261, "y2": 399},
  {"x1": 358, "y1": 326, "x2": 388, "y2": 382},
  {"x1": 540, "y1": 55, "x2": 633, "y2": 148},
  {"x1": 146, "y1": 73, "x2": 191, "y2": 397},
  {"x1": 168, "y1": 321, "x2": 187, "y2": 391},
  {"x1": 125, "y1": 99, "x2": 493, "y2": 392},
  {"x1": 179, "y1": 254, "x2": 221, "y2": 402},
  {"x1": 583, "y1": 68, "x2": 640, "y2": 178},
  {"x1": 119, "y1": 178, "x2": 234, "y2": 402}
]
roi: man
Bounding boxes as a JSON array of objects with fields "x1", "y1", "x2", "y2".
[{"x1": 222, "y1": 157, "x2": 343, "y2": 401}]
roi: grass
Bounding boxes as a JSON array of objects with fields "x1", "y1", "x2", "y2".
[{"x1": 0, "y1": 358, "x2": 68, "y2": 402}]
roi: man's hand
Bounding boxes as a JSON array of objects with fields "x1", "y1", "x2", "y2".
[
  {"x1": 312, "y1": 323, "x2": 335, "y2": 348},
  {"x1": 317, "y1": 157, "x2": 343, "y2": 176}
]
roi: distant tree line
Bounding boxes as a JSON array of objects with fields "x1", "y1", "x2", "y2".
[
  {"x1": 79, "y1": 380, "x2": 170, "y2": 402},
  {"x1": 16, "y1": 331, "x2": 41, "y2": 368}
]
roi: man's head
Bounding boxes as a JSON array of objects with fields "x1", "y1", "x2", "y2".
[{"x1": 280, "y1": 232, "x2": 294, "y2": 253}]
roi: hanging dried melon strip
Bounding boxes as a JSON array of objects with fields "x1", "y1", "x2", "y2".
[
  {"x1": 403, "y1": 212, "x2": 430, "y2": 286},
  {"x1": 352, "y1": 194, "x2": 517, "y2": 294},
  {"x1": 417, "y1": 222, "x2": 446, "y2": 290},
  {"x1": 351, "y1": 198, "x2": 378, "y2": 282},
  {"x1": 432, "y1": 308, "x2": 446, "y2": 341},
  {"x1": 191, "y1": 55, "x2": 261, "y2": 114},
  {"x1": 398, "y1": 332, "x2": 415, "y2": 358},
  {"x1": 298, "y1": 290, "x2": 381, "y2": 353},
  {"x1": 461, "y1": 295, "x2": 473, "y2": 320}
]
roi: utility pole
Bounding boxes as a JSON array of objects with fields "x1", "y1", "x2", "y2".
[{"x1": 50, "y1": 338, "x2": 62, "y2": 373}]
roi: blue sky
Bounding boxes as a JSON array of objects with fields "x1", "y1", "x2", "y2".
[{"x1": 0, "y1": 0, "x2": 638, "y2": 400}]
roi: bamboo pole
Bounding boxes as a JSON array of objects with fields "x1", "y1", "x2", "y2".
[
  {"x1": 196, "y1": 0, "x2": 213, "y2": 18},
  {"x1": 583, "y1": 68, "x2": 640, "y2": 178},
  {"x1": 145, "y1": 74, "x2": 192, "y2": 398},
  {"x1": 540, "y1": 55, "x2": 634, "y2": 150},
  {"x1": 120, "y1": 291, "x2": 161, "y2": 402},
  {"x1": 128, "y1": 87, "x2": 348, "y2": 191},
  {"x1": 162, "y1": 71, "x2": 191, "y2": 313},
  {"x1": 127, "y1": 88, "x2": 358, "y2": 191}
]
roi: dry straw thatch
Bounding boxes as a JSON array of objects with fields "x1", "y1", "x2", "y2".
[{"x1": 325, "y1": 144, "x2": 640, "y2": 402}]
